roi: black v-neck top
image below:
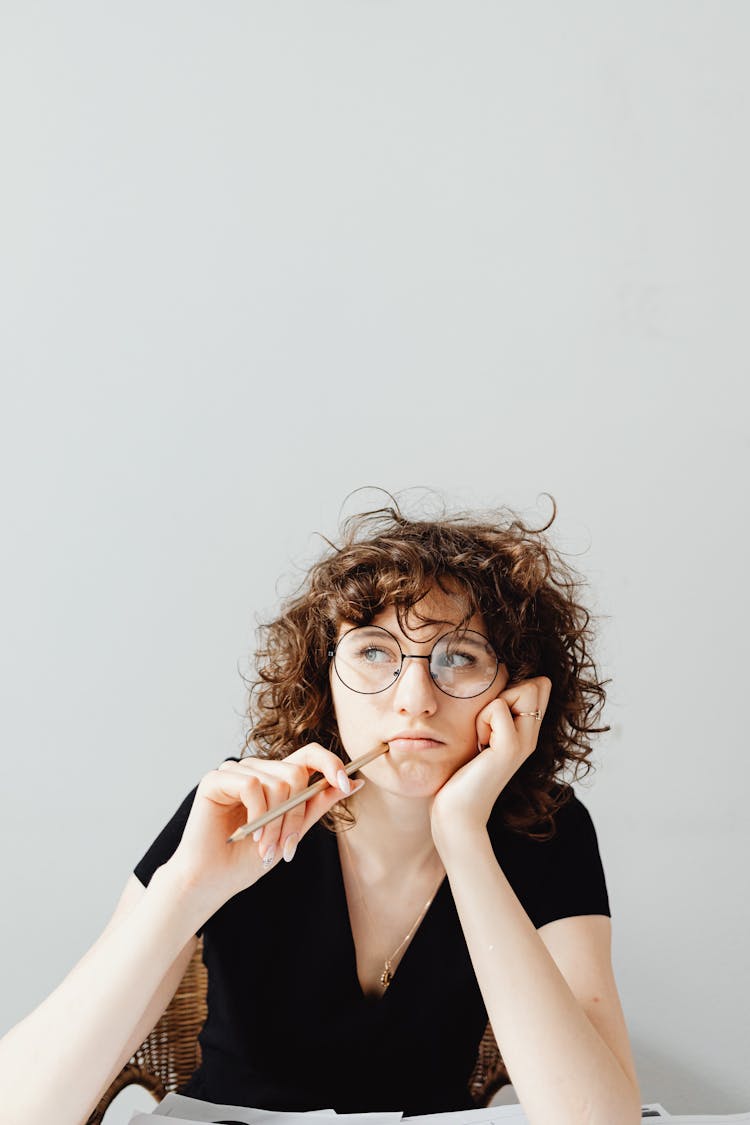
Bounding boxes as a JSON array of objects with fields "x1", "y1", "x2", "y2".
[{"x1": 134, "y1": 775, "x2": 610, "y2": 1115}]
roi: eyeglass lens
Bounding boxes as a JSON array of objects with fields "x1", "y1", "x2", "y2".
[{"x1": 333, "y1": 625, "x2": 498, "y2": 698}]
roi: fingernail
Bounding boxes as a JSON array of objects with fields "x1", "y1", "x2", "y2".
[
  {"x1": 283, "y1": 833, "x2": 299, "y2": 862},
  {"x1": 253, "y1": 828, "x2": 262, "y2": 842},
  {"x1": 336, "y1": 769, "x2": 352, "y2": 795},
  {"x1": 261, "y1": 845, "x2": 275, "y2": 868}
]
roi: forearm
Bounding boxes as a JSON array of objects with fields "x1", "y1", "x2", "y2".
[
  {"x1": 0, "y1": 863, "x2": 206, "y2": 1125},
  {"x1": 439, "y1": 829, "x2": 640, "y2": 1125}
]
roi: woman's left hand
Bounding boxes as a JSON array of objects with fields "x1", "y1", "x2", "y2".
[{"x1": 430, "y1": 675, "x2": 552, "y2": 845}]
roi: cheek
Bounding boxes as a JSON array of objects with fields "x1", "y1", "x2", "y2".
[
  {"x1": 329, "y1": 673, "x2": 350, "y2": 723},
  {"x1": 454, "y1": 723, "x2": 482, "y2": 762},
  {"x1": 330, "y1": 684, "x2": 380, "y2": 738},
  {"x1": 452, "y1": 677, "x2": 506, "y2": 744}
]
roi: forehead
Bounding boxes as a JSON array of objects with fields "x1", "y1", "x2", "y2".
[{"x1": 338, "y1": 587, "x2": 486, "y2": 641}]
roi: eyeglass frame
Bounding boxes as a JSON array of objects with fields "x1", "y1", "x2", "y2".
[{"x1": 327, "y1": 624, "x2": 501, "y2": 699}]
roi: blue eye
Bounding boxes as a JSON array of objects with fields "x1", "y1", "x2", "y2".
[
  {"x1": 357, "y1": 645, "x2": 396, "y2": 664},
  {"x1": 435, "y1": 650, "x2": 476, "y2": 670}
]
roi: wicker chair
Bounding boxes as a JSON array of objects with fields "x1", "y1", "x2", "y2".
[{"x1": 86, "y1": 939, "x2": 509, "y2": 1123}]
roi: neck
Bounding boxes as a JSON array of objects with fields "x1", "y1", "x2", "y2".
[{"x1": 340, "y1": 782, "x2": 442, "y2": 883}]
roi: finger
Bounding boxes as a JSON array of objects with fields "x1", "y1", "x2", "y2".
[
  {"x1": 223, "y1": 745, "x2": 358, "y2": 851},
  {"x1": 206, "y1": 764, "x2": 297, "y2": 864},
  {"x1": 237, "y1": 743, "x2": 357, "y2": 799},
  {"x1": 225, "y1": 755, "x2": 312, "y2": 794},
  {"x1": 490, "y1": 681, "x2": 545, "y2": 754},
  {"x1": 196, "y1": 769, "x2": 270, "y2": 841},
  {"x1": 214, "y1": 761, "x2": 285, "y2": 857},
  {"x1": 505, "y1": 682, "x2": 547, "y2": 748},
  {"x1": 250, "y1": 764, "x2": 336, "y2": 862},
  {"x1": 217, "y1": 758, "x2": 306, "y2": 842},
  {"x1": 285, "y1": 743, "x2": 355, "y2": 796},
  {"x1": 475, "y1": 697, "x2": 520, "y2": 752},
  {"x1": 233, "y1": 753, "x2": 357, "y2": 858},
  {"x1": 498, "y1": 677, "x2": 542, "y2": 710},
  {"x1": 273, "y1": 777, "x2": 366, "y2": 863},
  {"x1": 245, "y1": 771, "x2": 291, "y2": 862},
  {"x1": 274, "y1": 789, "x2": 310, "y2": 862}
]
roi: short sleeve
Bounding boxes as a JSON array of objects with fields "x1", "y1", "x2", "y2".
[{"x1": 490, "y1": 791, "x2": 611, "y2": 930}]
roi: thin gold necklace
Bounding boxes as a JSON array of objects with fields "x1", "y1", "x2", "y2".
[{"x1": 341, "y1": 833, "x2": 445, "y2": 992}]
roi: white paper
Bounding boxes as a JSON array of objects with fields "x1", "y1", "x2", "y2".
[
  {"x1": 152, "y1": 1094, "x2": 341, "y2": 1120},
  {"x1": 649, "y1": 1117, "x2": 750, "y2": 1124},
  {"x1": 404, "y1": 1109, "x2": 527, "y2": 1123},
  {"x1": 129, "y1": 1093, "x2": 750, "y2": 1125},
  {"x1": 402, "y1": 1108, "x2": 529, "y2": 1124},
  {"x1": 402, "y1": 1104, "x2": 652, "y2": 1124},
  {"x1": 133, "y1": 1092, "x2": 402, "y2": 1125},
  {"x1": 399, "y1": 1103, "x2": 747, "y2": 1124}
]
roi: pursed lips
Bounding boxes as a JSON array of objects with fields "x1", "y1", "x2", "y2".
[{"x1": 387, "y1": 731, "x2": 445, "y2": 748}]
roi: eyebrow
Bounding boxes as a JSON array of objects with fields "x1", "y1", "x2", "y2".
[{"x1": 365, "y1": 620, "x2": 473, "y2": 641}]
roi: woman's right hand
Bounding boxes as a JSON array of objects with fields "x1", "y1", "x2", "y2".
[{"x1": 166, "y1": 745, "x2": 362, "y2": 919}]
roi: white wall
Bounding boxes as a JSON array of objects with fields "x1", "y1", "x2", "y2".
[{"x1": 1, "y1": 2, "x2": 748, "y2": 1116}]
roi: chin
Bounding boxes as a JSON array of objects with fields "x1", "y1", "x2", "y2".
[{"x1": 388, "y1": 760, "x2": 455, "y2": 794}]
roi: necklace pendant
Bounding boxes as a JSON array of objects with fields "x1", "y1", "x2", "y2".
[{"x1": 380, "y1": 961, "x2": 393, "y2": 990}]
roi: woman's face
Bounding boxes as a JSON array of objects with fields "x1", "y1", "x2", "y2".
[{"x1": 329, "y1": 587, "x2": 509, "y2": 797}]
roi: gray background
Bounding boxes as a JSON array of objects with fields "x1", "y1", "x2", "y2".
[{"x1": 1, "y1": 2, "x2": 748, "y2": 1119}]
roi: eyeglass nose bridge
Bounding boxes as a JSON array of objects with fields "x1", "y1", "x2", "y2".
[
  {"x1": 397, "y1": 652, "x2": 431, "y2": 667},
  {"x1": 391, "y1": 651, "x2": 438, "y2": 686}
]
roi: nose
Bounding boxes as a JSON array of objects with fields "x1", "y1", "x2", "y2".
[{"x1": 391, "y1": 654, "x2": 439, "y2": 714}]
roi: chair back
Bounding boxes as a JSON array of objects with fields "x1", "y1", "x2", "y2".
[{"x1": 87, "y1": 941, "x2": 207, "y2": 1124}]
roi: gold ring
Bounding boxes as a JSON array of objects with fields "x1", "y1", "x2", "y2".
[{"x1": 515, "y1": 709, "x2": 542, "y2": 720}]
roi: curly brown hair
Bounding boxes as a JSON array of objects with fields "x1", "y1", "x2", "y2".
[{"x1": 242, "y1": 494, "x2": 609, "y2": 839}]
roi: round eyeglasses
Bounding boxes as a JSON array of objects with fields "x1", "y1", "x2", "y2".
[{"x1": 328, "y1": 625, "x2": 500, "y2": 699}]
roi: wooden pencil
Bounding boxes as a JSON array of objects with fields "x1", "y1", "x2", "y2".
[{"x1": 226, "y1": 742, "x2": 389, "y2": 843}]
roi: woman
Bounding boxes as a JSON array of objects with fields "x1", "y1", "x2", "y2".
[{"x1": 0, "y1": 498, "x2": 641, "y2": 1124}]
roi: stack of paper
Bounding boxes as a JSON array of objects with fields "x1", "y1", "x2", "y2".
[
  {"x1": 128, "y1": 1092, "x2": 750, "y2": 1125},
  {"x1": 130, "y1": 1095, "x2": 401, "y2": 1125}
]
